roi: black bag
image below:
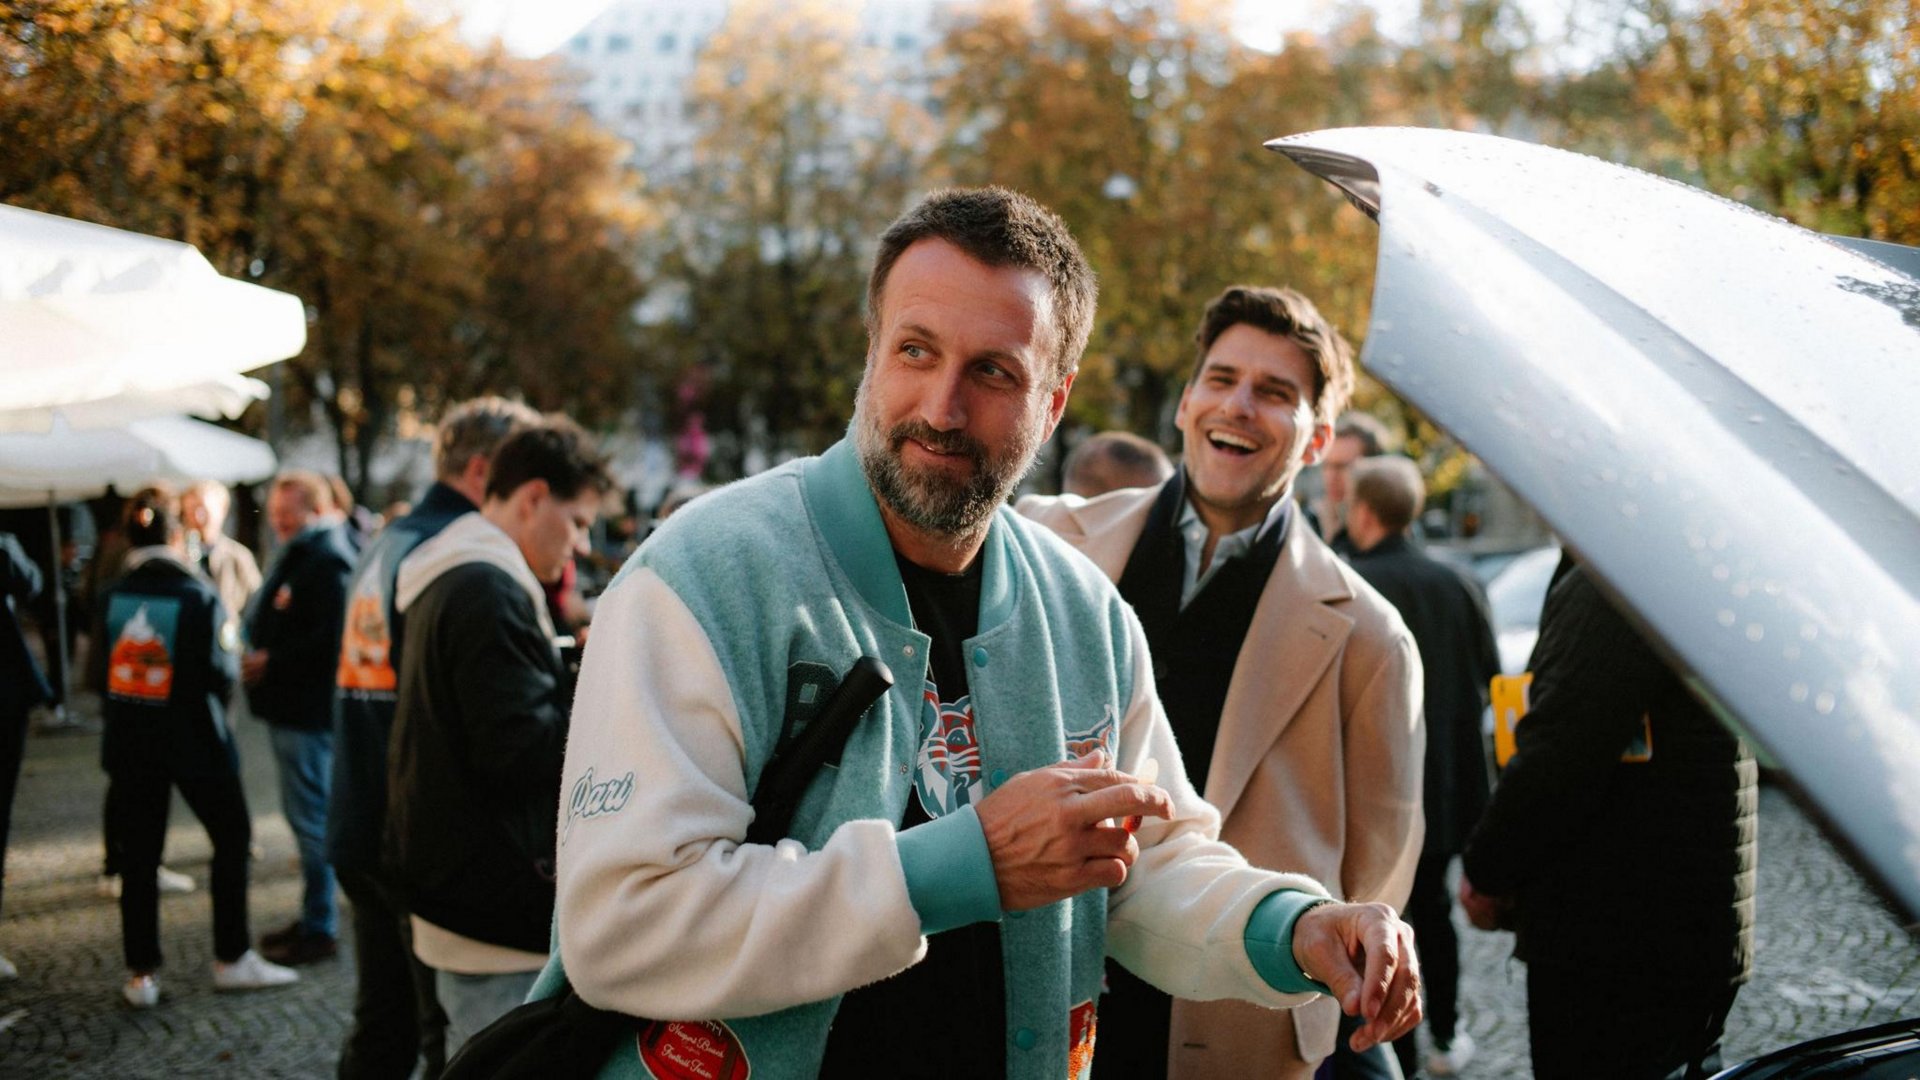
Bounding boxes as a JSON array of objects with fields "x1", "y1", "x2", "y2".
[{"x1": 442, "y1": 656, "x2": 894, "y2": 1080}]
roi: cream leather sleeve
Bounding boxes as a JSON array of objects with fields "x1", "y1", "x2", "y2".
[
  {"x1": 555, "y1": 567, "x2": 928, "y2": 1020},
  {"x1": 1340, "y1": 627, "x2": 1425, "y2": 911},
  {"x1": 1105, "y1": 616, "x2": 1329, "y2": 1008}
]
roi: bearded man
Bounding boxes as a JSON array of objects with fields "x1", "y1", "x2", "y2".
[{"x1": 540, "y1": 187, "x2": 1422, "y2": 1080}]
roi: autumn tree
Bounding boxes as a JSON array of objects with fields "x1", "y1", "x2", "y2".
[
  {"x1": 0, "y1": 0, "x2": 647, "y2": 497},
  {"x1": 1587, "y1": 0, "x2": 1920, "y2": 244},
  {"x1": 937, "y1": 0, "x2": 1386, "y2": 438},
  {"x1": 638, "y1": 0, "x2": 933, "y2": 467}
]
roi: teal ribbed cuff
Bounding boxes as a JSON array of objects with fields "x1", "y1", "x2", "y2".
[
  {"x1": 894, "y1": 804, "x2": 1002, "y2": 935},
  {"x1": 1244, "y1": 889, "x2": 1334, "y2": 995}
]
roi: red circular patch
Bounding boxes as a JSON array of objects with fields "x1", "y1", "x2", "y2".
[{"x1": 636, "y1": 1019, "x2": 750, "y2": 1080}]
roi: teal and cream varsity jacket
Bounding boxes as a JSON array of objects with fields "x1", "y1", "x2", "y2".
[{"x1": 544, "y1": 440, "x2": 1330, "y2": 1080}]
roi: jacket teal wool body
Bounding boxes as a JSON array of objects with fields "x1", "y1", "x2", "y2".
[{"x1": 535, "y1": 439, "x2": 1323, "y2": 1080}]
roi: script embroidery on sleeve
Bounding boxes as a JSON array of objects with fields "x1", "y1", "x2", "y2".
[{"x1": 561, "y1": 767, "x2": 635, "y2": 844}]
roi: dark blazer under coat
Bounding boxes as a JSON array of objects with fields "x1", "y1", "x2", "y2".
[{"x1": 244, "y1": 522, "x2": 353, "y2": 731}]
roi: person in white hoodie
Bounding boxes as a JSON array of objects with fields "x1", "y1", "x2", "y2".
[{"x1": 384, "y1": 418, "x2": 611, "y2": 1054}]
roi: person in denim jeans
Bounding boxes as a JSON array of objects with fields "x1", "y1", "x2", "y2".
[{"x1": 243, "y1": 471, "x2": 354, "y2": 966}]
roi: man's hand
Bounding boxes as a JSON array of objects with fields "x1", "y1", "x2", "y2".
[
  {"x1": 1291, "y1": 900, "x2": 1422, "y2": 1053},
  {"x1": 1457, "y1": 872, "x2": 1513, "y2": 931},
  {"x1": 241, "y1": 649, "x2": 270, "y2": 685},
  {"x1": 975, "y1": 750, "x2": 1172, "y2": 912}
]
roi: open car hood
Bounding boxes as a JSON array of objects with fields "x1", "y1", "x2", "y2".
[{"x1": 1267, "y1": 127, "x2": 1920, "y2": 923}]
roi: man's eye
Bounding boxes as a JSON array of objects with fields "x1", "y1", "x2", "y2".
[{"x1": 902, "y1": 344, "x2": 926, "y2": 359}]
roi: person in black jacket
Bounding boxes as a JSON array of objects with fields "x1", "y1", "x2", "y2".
[
  {"x1": 385, "y1": 418, "x2": 610, "y2": 1054},
  {"x1": 329, "y1": 396, "x2": 537, "y2": 1080},
  {"x1": 1459, "y1": 554, "x2": 1756, "y2": 1080},
  {"x1": 100, "y1": 487, "x2": 299, "y2": 1008},
  {"x1": 1344, "y1": 457, "x2": 1500, "y2": 1078},
  {"x1": 243, "y1": 470, "x2": 354, "y2": 966},
  {"x1": 1, "y1": 529, "x2": 55, "y2": 980}
]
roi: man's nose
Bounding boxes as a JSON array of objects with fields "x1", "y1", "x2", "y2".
[
  {"x1": 1219, "y1": 379, "x2": 1255, "y2": 417},
  {"x1": 918, "y1": 368, "x2": 969, "y2": 431}
]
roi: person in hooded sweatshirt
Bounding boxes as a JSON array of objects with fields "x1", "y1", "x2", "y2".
[
  {"x1": 100, "y1": 485, "x2": 299, "y2": 1009},
  {"x1": 384, "y1": 418, "x2": 612, "y2": 1054}
]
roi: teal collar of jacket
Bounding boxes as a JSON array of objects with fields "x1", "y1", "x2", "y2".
[{"x1": 801, "y1": 436, "x2": 1019, "y2": 635}]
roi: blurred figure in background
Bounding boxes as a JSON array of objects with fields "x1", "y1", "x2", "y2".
[
  {"x1": 330, "y1": 396, "x2": 537, "y2": 1080},
  {"x1": 1343, "y1": 458, "x2": 1499, "y2": 1078},
  {"x1": 1316, "y1": 412, "x2": 1389, "y2": 558},
  {"x1": 99, "y1": 486, "x2": 298, "y2": 1008},
  {"x1": 182, "y1": 481, "x2": 262, "y2": 645},
  {"x1": 1062, "y1": 430, "x2": 1174, "y2": 498},
  {"x1": 326, "y1": 475, "x2": 375, "y2": 554},
  {"x1": 244, "y1": 470, "x2": 354, "y2": 967},
  {"x1": 0, "y1": 528, "x2": 54, "y2": 979}
]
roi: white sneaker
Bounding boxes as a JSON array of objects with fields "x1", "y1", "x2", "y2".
[
  {"x1": 1427, "y1": 1029, "x2": 1476, "y2": 1076},
  {"x1": 98, "y1": 868, "x2": 197, "y2": 897},
  {"x1": 0, "y1": 953, "x2": 17, "y2": 980},
  {"x1": 123, "y1": 972, "x2": 160, "y2": 1008},
  {"x1": 212, "y1": 949, "x2": 299, "y2": 991},
  {"x1": 156, "y1": 866, "x2": 196, "y2": 894}
]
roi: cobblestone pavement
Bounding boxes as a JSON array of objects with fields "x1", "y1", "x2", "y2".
[{"x1": 2, "y1": 696, "x2": 1915, "y2": 1078}]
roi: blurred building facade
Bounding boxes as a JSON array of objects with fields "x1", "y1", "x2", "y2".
[{"x1": 556, "y1": 0, "x2": 956, "y2": 175}]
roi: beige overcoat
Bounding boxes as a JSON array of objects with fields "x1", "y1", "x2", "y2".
[{"x1": 1019, "y1": 485, "x2": 1424, "y2": 1079}]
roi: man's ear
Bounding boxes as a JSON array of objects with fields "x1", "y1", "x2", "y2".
[
  {"x1": 516, "y1": 478, "x2": 552, "y2": 520},
  {"x1": 1040, "y1": 371, "x2": 1077, "y2": 442},
  {"x1": 1300, "y1": 417, "x2": 1335, "y2": 467}
]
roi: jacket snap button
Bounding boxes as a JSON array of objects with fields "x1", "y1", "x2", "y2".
[
  {"x1": 990, "y1": 769, "x2": 1008, "y2": 787},
  {"x1": 972, "y1": 646, "x2": 989, "y2": 668},
  {"x1": 1014, "y1": 1028, "x2": 1037, "y2": 1050},
  {"x1": 902, "y1": 644, "x2": 915, "y2": 658}
]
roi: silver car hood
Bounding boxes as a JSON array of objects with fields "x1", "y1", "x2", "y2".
[{"x1": 1268, "y1": 127, "x2": 1920, "y2": 923}]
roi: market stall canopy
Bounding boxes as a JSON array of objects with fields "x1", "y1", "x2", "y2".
[
  {"x1": 0, "y1": 203, "x2": 301, "y2": 432},
  {"x1": 0, "y1": 414, "x2": 278, "y2": 508},
  {"x1": 1267, "y1": 127, "x2": 1920, "y2": 921}
]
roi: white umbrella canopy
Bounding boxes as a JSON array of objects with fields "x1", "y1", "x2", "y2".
[
  {"x1": 0, "y1": 203, "x2": 303, "y2": 432},
  {"x1": 0, "y1": 414, "x2": 279, "y2": 508}
]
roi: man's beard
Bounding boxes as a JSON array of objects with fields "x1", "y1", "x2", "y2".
[{"x1": 853, "y1": 380, "x2": 1043, "y2": 540}]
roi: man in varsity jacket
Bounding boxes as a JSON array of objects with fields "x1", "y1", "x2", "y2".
[{"x1": 543, "y1": 189, "x2": 1423, "y2": 1080}]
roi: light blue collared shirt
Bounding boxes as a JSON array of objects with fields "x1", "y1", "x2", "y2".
[{"x1": 1177, "y1": 491, "x2": 1294, "y2": 609}]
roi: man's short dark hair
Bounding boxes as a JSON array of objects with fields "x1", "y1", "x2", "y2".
[
  {"x1": 1351, "y1": 456, "x2": 1425, "y2": 535},
  {"x1": 484, "y1": 417, "x2": 614, "y2": 503},
  {"x1": 1190, "y1": 285, "x2": 1354, "y2": 423},
  {"x1": 866, "y1": 186, "x2": 1097, "y2": 388},
  {"x1": 1063, "y1": 431, "x2": 1172, "y2": 498},
  {"x1": 1334, "y1": 411, "x2": 1391, "y2": 457},
  {"x1": 435, "y1": 396, "x2": 543, "y2": 480}
]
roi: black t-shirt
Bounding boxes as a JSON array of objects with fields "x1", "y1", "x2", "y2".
[{"x1": 817, "y1": 554, "x2": 1006, "y2": 1078}]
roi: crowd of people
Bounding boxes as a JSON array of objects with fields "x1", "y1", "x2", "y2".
[{"x1": 0, "y1": 184, "x2": 1756, "y2": 1080}]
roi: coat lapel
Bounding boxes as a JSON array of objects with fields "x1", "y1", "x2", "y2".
[{"x1": 1203, "y1": 527, "x2": 1356, "y2": 822}]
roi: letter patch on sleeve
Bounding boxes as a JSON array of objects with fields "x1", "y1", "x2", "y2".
[{"x1": 106, "y1": 595, "x2": 180, "y2": 704}]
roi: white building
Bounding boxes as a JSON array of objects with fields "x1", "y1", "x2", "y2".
[{"x1": 557, "y1": 0, "x2": 961, "y2": 173}]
